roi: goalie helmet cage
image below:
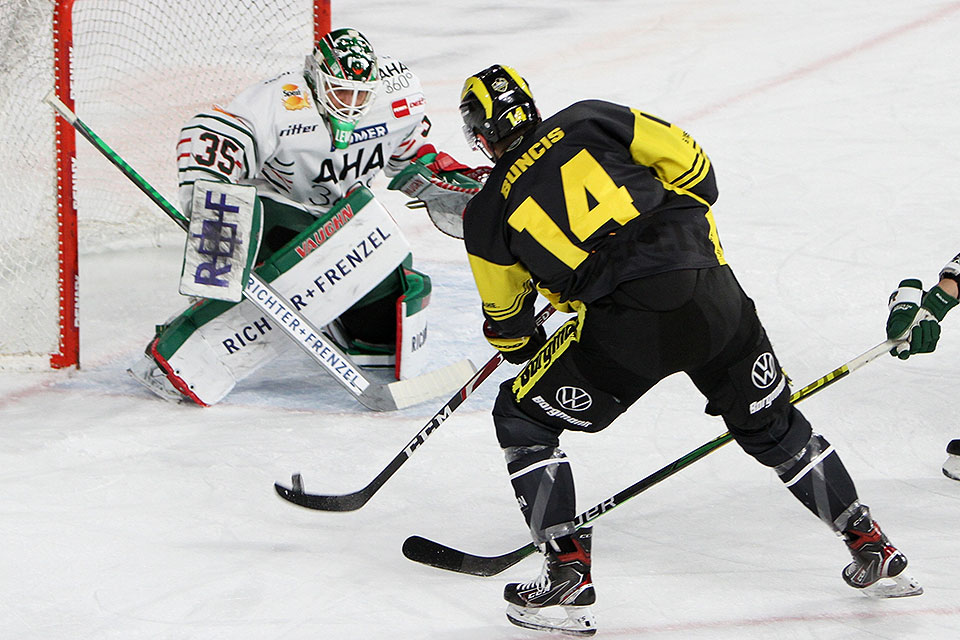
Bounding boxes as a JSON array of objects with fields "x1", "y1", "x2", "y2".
[{"x1": 0, "y1": 0, "x2": 331, "y2": 370}]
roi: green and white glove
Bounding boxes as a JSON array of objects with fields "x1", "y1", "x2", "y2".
[
  {"x1": 885, "y1": 278, "x2": 958, "y2": 359},
  {"x1": 387, "y1": 145, "x2": 488, "y2": 239}
]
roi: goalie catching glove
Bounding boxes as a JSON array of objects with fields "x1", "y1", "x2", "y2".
[
  {"x1": 886, "y1": 278, "x2": 958, "y2": 359},
  {"x1": 388, "y1": 145, "x2": 490, "y2": 239}
]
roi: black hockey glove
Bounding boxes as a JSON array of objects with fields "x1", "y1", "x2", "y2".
[{"x1": 484, "y1": 321, "x2": 547, "y2": 365}]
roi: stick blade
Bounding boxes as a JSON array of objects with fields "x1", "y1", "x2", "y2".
[
  {"x1": 387, "y1": 358, "x2": 476, "y2": 409},
  {"x1": 402, "y1": 535, "x2": 474, "y2": 573},
  {"x1": 273, "y1": 477, "x2": 370, "y2": 512},
  {"x1": 401, "y1": 535, "x2": 533, "y2": 577}
]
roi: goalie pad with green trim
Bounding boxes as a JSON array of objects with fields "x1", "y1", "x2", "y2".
[
  {"x1": 142, "y1": 186, "x2": 426, "y2": 406},
  {"x1": 321, "y1": 262, "x2": 433, "y2": 380},
  {"x1": 396, "y1": 265, "x2": 432, "y2": 379}
]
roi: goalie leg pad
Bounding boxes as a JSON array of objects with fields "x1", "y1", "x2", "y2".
[
  {"x1": 149, "y1": 296, "x2": 290, "y2": 405},
  {"x1": 332, "y1": 259, "x2": 433, "y2": 380},
  {"x1": 144, "y1": 187, "x2": 411, "y2": 405},
  {"x1": 396, "y1": 264, "x2": 432, "y2": 380}
]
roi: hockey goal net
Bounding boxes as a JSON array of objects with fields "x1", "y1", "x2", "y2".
[{"x1": 0, "y1": 0, "x2": 329, "y2": 369}]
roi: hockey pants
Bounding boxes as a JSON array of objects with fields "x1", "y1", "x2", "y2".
[{"x1": 496, "y1": 266, "x2": 860, "y2": 542}]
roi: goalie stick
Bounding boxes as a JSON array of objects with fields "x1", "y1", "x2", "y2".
[
  {"x1": 402, "y1": 339, "x2": 895, "y2": 576},
  {"x1": 275, "y1": 304, "x2": 558, "y2": 511},
  {"x1": 44, "y1": 91, "x2": 473, "y2": 412}
]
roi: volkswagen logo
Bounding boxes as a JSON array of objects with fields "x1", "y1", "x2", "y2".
[
  {"x1": 751, "y1": 352, "x2": 778, "y2": 389},
  {"x1": 556, "y1": 386, "x2": 592, "y2": 411}
]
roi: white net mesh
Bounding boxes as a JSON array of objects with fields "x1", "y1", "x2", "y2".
[
  {"x1": 0, "y1": 0, "x2": 59, "y2": 369},
  {"x1": 0, "y1": 0, "x2": 322, "y2": 368}
]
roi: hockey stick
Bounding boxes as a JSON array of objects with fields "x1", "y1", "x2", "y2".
[
  {"x1": 402, "y1": 339, "x2": 895, "y2": 576},
  {"x1": 275, "y1": 303, "x2": 558, "y2": 511},
  {"x1": 44, "y1": 90, "x2": 474, "y2": 411}
]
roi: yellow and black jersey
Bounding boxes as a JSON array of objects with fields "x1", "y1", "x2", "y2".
[{"x1": 463, "y1": 99, "x2": 726, "y2": 340}]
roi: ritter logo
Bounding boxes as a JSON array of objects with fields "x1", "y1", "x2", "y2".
[
  {"x1": 751, "y1": 352, "x2": 778, "y2": 389},
  {"x1": 555, "y1": 386, "x2": 592, "y2": 412}
]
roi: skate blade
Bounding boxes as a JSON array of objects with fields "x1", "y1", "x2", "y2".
[
  {"x1": 506, "y1": 603, "x2": 597, "y2": 637},
  {"x1": 126, "y1": 366, "x2": 185, "y2": 403},
  {"x1": 942, "y1": 460, "x2": 960, "y2": 481},
  {"x1": 860, "y1": 572, "x2": 924, "y2": 598}
]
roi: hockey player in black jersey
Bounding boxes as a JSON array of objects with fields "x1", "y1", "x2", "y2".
[{"x1": 458, "y1": 64, "x2": 922, "y2": 636}]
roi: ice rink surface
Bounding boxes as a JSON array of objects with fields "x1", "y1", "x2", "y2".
[{"x1": 3, "y1": 1, "x2": 960, "y2": 638}]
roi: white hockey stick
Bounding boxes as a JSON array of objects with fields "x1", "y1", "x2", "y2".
[{"x1": 45, "y1": 90, "x2": 474, "y2": 411}]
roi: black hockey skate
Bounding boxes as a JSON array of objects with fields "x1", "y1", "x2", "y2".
[
  {"x1": 942, "y1": 439, "x2": 960, "y2": 481},
  {"x1": 504, "y1": 527, "x2": 596, "y2": 637},
  {"x1": 841, "y1": 505, "x2": 922, "y2": 598}
]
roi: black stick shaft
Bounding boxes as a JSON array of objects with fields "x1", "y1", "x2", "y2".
[
  {"x1": 275, "y1": 304, "x2": 558, "y2": 511},
  {"x1": 402, "y1": 339, "x2": 893, "y2": 575}
]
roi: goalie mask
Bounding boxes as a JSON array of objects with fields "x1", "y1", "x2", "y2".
[
  {"x1": 305, "y1": 28, "x2": 379, "y2": 149},
  {"x1": 460, "y1": 64, "x2": 540, "y2": 160}
]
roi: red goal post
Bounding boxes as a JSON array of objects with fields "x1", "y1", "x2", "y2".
[{"x1": 0, "y1": 0, "x2": 330, "y2": 370}]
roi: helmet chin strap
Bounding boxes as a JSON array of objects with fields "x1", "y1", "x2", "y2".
[
  {"x1": 483, "y1": 132, "x2": 527, "y2": 161},
  {"x1": 477, "y1": 135, "x2": 497, "y2": 161}
]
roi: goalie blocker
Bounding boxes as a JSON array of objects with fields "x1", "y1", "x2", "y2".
[{"x1": 138, "y1": 185, "x2": 434, "y2": 406}]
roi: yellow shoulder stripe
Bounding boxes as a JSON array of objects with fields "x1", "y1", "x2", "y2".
[{"x1": 629, "y1": 109, "x2": 711, "y2": 191}]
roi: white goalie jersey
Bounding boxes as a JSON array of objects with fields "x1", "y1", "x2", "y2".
[{"x1": 176, "y1": 56, "x2": 431, "y2": 217}]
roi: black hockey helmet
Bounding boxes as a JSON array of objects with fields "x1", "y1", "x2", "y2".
[{"x1": 460, "y1": 64, "x2": 539, "y2": 159}]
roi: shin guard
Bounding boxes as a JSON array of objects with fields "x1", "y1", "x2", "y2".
[
  {"x1": 505, "y1": 445, "x2": 577, "y2": 545},
  {"x1": 775, "y1": 433, "x2": 859, "y2": 528}
]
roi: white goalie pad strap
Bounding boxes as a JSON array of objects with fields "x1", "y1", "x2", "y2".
[
  {"x1": 180, "y1": 181, "x2": 260, "y2": 302},
  {"x1": 396, "y1": 297, "x2": 429, "y2": 380}
]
